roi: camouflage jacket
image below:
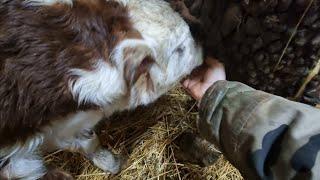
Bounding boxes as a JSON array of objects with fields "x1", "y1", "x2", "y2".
[{"x1": 198, "y1": 81, "x2": 320, "y2": 180}]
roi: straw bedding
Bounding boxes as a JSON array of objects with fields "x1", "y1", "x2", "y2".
[{"x1": 46, "y1": 87, "x2": 243, "y2": 180}]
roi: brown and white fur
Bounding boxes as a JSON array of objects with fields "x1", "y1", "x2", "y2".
[{"x1": 0, "y1": 0, "x2": 202, "y2": 179}]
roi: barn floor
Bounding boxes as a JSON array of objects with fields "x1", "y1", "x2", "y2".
[{"x1": 46, "y1": 87, "x2": 243, "y2": 180}]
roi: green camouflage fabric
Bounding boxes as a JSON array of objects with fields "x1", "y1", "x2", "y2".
[{"x1": 198, "y1": 81, "x2": 320, "y2": 180}]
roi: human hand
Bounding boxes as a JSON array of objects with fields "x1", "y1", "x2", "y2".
[{"x1": 182, "y1": 57, "x2": 226, "y2": 102}]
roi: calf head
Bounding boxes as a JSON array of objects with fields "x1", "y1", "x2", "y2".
[
  {"x1": 69, "y1": 0, "x2": 203, "y2": 111},
  {"x1": 122, "y1": 0, "x2": 204, "y2": 108}
]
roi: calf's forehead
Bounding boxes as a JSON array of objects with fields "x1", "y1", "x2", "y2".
[{"x1": 122, "y1": 0, "x2": 190, "y2": 50}]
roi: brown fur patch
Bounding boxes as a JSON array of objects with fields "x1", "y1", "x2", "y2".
[{"x1": 0, "y1": 0, "x2": 137, "y2": 147}]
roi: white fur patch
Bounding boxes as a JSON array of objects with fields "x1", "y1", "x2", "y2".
[
  {"x1": 24, "y1": 0, "x2": 73, "y2": 6},
  {"x1": 0, "y1": 135, "x2": 45, "y2": 180},
  {"x1": 0, "y1": 154, "x2": 45, "y2": 180},
  {"x1": 69, "y1": 60, "x2": 126, "y2": 107},
  {"x1": 69, "y1": 38, "x2": 157, "y2": 109},
  {"x1": 0, "y1": 135, "x2": 43, "y2": 165}
]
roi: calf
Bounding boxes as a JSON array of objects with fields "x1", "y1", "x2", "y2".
[{"x1": 0, "y1": 0, "x2": 203, "y2": 179}]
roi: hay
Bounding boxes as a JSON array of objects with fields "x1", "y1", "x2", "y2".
[
  {"x1": 45, "y1": 87, "x2": 242, "y2": 180},
  {"x1": 294, "y1": 58, "x2": 320, "y2": 100}
]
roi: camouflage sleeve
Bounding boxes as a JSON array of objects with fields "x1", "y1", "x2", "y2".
[{"x1": 198, "y1": 80, "x2": 320, "y2": 180}]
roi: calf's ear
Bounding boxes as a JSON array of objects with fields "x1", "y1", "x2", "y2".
[{"x1": 114, "y1": 40, "x2": 156, "y2": 87}]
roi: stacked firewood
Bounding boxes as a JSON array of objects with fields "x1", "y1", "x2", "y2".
[{"x1": 170, "y1": 0, "x2": 320, "y2": 106}]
